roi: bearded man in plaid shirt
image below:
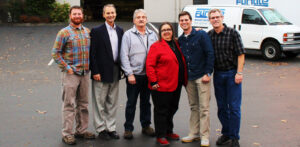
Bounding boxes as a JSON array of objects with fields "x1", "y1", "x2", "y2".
[{"x1": 52, "y1": 5, "x2": 95, "y2": 145}]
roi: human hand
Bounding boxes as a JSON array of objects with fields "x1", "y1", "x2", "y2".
[
  {"x1": 152, "y1": 84, "x2": 160, "y2": 90},
  {"x1": 93, "y1": 74, "x2": 101, "y2": 81},
  {"x1": 67, "y1": 69, "x2": 74, "y2": 74},
  {"x1": 235, "y1": 74, "x2": 243, "y2": 84},
  {"x1": 128, "y1": 74, "x2": 136, "y2": 84},
  {"x1": 202, "y1": 74, "x2": 211, "y2": 83}
]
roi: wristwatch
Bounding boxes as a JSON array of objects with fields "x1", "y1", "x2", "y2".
[
  {"x1": 237, "y1": 72, "x2": 243, "y2": 75},
  {"x1": 207, "y1": 73, "x2": 211, "y2": 77}
]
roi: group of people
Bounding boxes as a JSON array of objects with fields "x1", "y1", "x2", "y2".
[{"x1": 52, "y1": 4, "x2": 245, "y2": 147}]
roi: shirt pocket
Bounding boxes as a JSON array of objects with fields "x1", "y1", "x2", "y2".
[
  {"x1": 83, "y1": 33, "x2": 91, "y2": 47},
  {"x1": 68, "y1": 35, "x2": 80, "y2": 48}
]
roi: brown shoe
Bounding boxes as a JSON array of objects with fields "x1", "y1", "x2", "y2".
[
  {"x1": 142, "y1": 126, "x2": 155, "y2": 137},
  {"x1": 123, "y1": 130, "x2": 133, "y2": 140},
  {"x1": 74, "y1": 131, "x2": 96, "y2": 139},
  {"x1": 62, "y1": 135, "x2": 76, "y2": 145}
]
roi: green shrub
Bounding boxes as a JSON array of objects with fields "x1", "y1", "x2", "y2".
[
  {"x1": 25, "y1": 0, "x2": 55, "y2": 16},
  {"x1": 50, "y1": 2, "x2": 70, "y2": 22},
  {"x1": 7, "y1": 0, "x2": 25, "y2": 22}
]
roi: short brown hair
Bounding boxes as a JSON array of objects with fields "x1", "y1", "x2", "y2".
[
  {"x1": 103, "y1": 4, "x2": 116, "y2": 14},
  {"x1": 208, "y1": 9, "x2": 223, "y2": 19},
  {"x1": 178, "y1": 11, "x2": 192, "y2": 21},
  {"x1": 69, "y1": 5, "x2": 83, "y2": 15}
]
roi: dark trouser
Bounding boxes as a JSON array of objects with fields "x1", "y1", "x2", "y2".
[
  {"x1": 213, "y1": 70, "x2": 242, "y2": 139},
  {"x1": 151, "y1": 84, "x2": 182, "y2": 138},
  {"x1": 124, "y1": 75, "x2": 151, "y2": 131}
]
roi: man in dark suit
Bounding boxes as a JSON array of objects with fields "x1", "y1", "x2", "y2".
[{"x1": 90, "y1": 4, "x2": 124, "y2": 140}]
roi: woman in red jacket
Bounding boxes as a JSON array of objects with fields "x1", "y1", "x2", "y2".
[{"x1": 146, "y1": 22, "x2": 187, "y2": 146}]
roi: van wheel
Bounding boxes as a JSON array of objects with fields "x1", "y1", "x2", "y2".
[
  {"x1": 261, "y1": 41, "x2": 282, "y2": 61},
  {"x1": 284, "y1": 51, "x2": 299, "y2": 58}
]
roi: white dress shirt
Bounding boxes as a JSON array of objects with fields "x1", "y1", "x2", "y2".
[{"x1": 105, "y1": 21, "x2": 118, "y2": 62}]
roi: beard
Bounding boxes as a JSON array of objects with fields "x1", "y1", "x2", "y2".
[{"x1": 70, "y1": 17, "x2": 83, "y2": 25}]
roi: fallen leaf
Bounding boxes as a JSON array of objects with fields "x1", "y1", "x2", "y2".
[
  {"x1": 28, "y1": 89, "x2": 33, "y2": 94},
  {"x1": 253, "y1": 142, "x2": 261, "y2": 146},
  {"x1": 36, "y1": 109, "x2": 47, "y2": 114},
  {"x1": 252, "y1": 125, "x2": 259, "y2": 128},
  {"x1": 264, "y1": 62, "x2": 288, "y2": 66},
  {"x1": 281, "y1": 120, "x2": 288, "y2": 123},
  {"x1": 279, "y1": 75, "x2": 286, "y2": 79}
]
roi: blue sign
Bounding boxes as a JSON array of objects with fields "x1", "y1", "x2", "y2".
[
  {"x1": 195, "y1": 8, "x2": 210, "y2": 18},
  {"x1": 195, "y1": 8, "x2": 225, "y2": 19},
  {"x1": 236, "y1": 0, "x2": 269, "y2": 7}
]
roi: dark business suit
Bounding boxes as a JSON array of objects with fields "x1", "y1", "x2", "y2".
[
  {"x1": 90, "y1": 24, "x2": 124, "y2": 82},
  {"x1": 90, "y1": 23, "x2": 124, "y2": 133}
]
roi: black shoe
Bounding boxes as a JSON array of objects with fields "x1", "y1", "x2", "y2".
[
  {"x1": 98, "y1": 130, "x2": 110, "y2": 140},
  {"x1": 108, "y1": 131, "x2": 120, "y2": 139},
  {"x1": 231, "y1": 139, "x2": 240, "y2": 147},
  {"x1": 124, "y1": 130, "x2": 133, "y2": 140},
  {"x1": 216, "y1": 135, "x2": 231, "y2": 145}
]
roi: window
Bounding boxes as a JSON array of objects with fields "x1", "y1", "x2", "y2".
[
  {"x1": 193, "y1": 0, "x2": 208, "y2": 4},
  {"x1": 242, "y1": 9, "x2": 266, "y2": 25}
]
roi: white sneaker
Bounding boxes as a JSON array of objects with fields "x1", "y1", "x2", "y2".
[
  {"x1": 181, "y1": 135, "x2": 200, "y2": 143},
  {"x1": 201, "y1": 139, "x2": 210, "y2": 147}
]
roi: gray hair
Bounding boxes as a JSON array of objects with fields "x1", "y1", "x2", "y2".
[
  {"x1": 208, "y1": 8, "x2": 223, "y2": 19},
  {"x1": 103, "y1": 4, "x2": 116, "y2": 14},
  {"x1": 133, "y1": 9, "x2": 147, "y2": 19}
]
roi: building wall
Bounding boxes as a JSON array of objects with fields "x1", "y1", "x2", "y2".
[
  {"x1": 144, "y1": 0, "x2": 192, "y2": 23},
  {"x1": 56, "y1": 0, "x2": 80, "y2": 6},
  {"x1": 145, "y1": 0, "x2": 300, "y2": 26},
  {"x1": 268, "y1": 0, "x2": 299, "y2": 26}
]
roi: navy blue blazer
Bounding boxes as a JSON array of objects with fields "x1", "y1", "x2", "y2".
[{"x1": 90, "y1": 23, "x2": 124, "y2": 83}]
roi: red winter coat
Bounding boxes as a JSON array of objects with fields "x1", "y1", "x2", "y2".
[{"x1": 146, "y1": 39, "x2": 187, "y2": 92}]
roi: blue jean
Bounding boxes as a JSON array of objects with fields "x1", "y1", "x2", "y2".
[
  {"x1": 124, "y1": 75, "x2": 151, "y2": 131},
  {"x1": 213, "y1": 70, "x2": 242, "y2": 139}
]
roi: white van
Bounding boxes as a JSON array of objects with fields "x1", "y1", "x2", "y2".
[{"x1": 178, "y1": 5, "x2": 300, "y2": 60}]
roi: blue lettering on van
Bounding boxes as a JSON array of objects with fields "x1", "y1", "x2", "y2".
[
  {"x1": 236, "y1": 0, "x2": 269, "y2": 7},
  {"x1": 195, "y1": 8, "x2": 225, "y2": 19},
  {"x1": 195, "y1": 8, "x2": 210, "y2": 18}
]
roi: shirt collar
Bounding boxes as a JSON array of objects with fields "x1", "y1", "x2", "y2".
[
  {"x1": 180, "y1": 27, "x2": 196, "y2": 38},
  {"x1": 132, "y1": 25, "x2": 152, "y2": 35},
  {"x1": 105, "y1": 21, "x2": 116, "y2": 30},
  {"x1": 212, "y1": 23, "x2": 228, "y2": 35},
  {"x1": 69, "y1": 24, "x2": 84, "y2": 31}
]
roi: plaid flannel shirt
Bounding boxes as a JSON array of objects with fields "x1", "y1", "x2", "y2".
[{"x1": 52, "y1": 25, "x2": 90, "y2": 75}]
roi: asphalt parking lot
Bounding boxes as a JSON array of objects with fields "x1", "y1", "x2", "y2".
[{"x1": 0, "y1": 22, "x2": 300, "y2": 147}]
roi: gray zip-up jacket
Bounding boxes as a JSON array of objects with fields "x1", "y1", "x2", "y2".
[{"x1": 120, "y1": 26, "x2": 158, "y2": 76}]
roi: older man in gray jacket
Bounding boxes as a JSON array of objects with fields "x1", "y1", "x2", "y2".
[{"x1": 120, "y1": 9, "x2": 158, "y2": 140}]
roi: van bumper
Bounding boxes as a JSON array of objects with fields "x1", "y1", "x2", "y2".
[{"x1": 281, "y1": 44, "x2": 300, "y2": 51}]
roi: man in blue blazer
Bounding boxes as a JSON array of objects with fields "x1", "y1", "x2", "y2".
[{"x1": 89, "y1": 4, "x2": 124, "y2": 140}]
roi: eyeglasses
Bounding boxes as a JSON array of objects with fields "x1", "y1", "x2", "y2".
[
  {"x1": 210, "y1": 16, "x2": 222, "y2": 20},
  {"x1": 161, "y1": 28, "x2": 172, "y2": 32}
]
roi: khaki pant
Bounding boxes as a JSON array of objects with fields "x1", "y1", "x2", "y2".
[
  {"x1": 185, "y1": 76, "x2": 211, "y2": 140},
  {"x1": 92, "y1": 65, "x2": 120, "y2": 133},
  {"x1": 61, "y1": 72, "x2": 90, "y2": 137},
  {"x1": 91, "y1": 80, "x2": 119, "y2": 132}
]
